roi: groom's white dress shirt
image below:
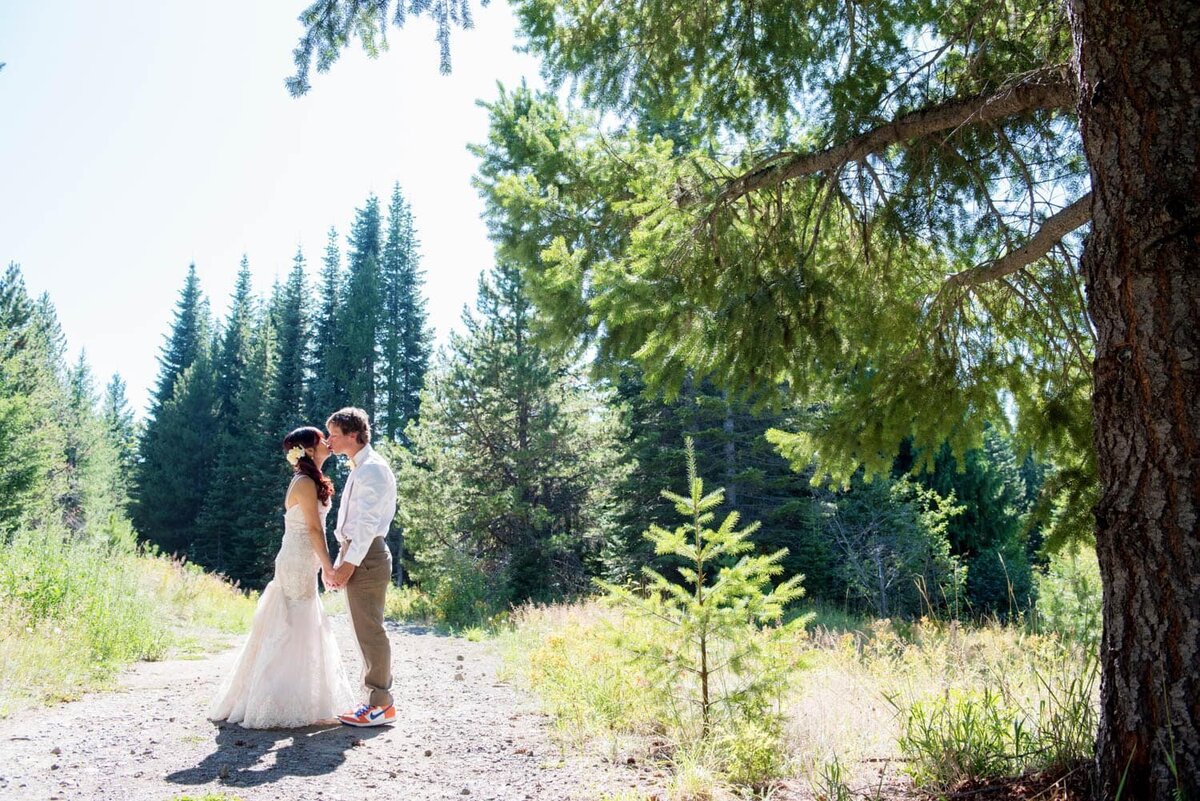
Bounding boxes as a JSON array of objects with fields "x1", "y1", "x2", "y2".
[{"x1": 333, "y1": 444, "x2": 398, "y2": 568}]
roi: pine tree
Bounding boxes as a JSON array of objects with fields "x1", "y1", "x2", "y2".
[
  {"x1": 907, "y1": 427, "x2": 1035, "y2": 616},
  {"x1": 379, "y1": 182, "x2": 430, "y2": 443},
  {"x1": 59, "y1": 353, "x2": 117, "y2": 534},
  {"x1": 599, "y1": 437, "x2": 806, "y2": 745},
  {"x1": 229, "y1": 311, "x2": 286, "y2": 584},
  {"x1": 342, "y1": 195, "x2": 383, "y2": 417},
  {"x1": 268, "y1": 249, "x2": 308, "y2": 434},
  {"x1": 193, "y1": 263, "x2": 260, "y2": 573},
  {"x1": 307, "y1": 227, "x2": 345, "y2": 421},
  {"x1": 400, "y1": 258, "x2": 628, "y2": 610},
  {"x1": 136, "y1": 353, "x2": 217, "y2": 557},
  {"x1": 135, "y1": 267, "x2": 214, "y2": 555},
  {"x1": 101, "y1": 373, "x2": 138, "y2": 509},
  {"x1": 213, "y1": 258, "x2": 254, "y2": 423},
  {"x1": 151, "y1": 264, "x2": 207, "y2": 409},
  {"x1": 0, "y1": 266, "x2": 65, "y2": 535}
]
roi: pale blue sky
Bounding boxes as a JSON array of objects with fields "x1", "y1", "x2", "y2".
[{"x1": 1, "y1": 1, "x2": 543, "y2": 415}]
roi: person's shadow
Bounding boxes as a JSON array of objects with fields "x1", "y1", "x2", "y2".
[{"x1": 166, "y1": 721, "x2": 389, "y2": 788}]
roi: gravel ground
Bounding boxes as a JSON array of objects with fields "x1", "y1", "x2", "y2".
[{"x1": 0, "y1": 618, "x2": 665, "y2": 801}]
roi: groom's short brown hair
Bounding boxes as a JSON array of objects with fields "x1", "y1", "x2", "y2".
[{"x1": 327, "y1": 407, "x2": 371, "y2": 445}]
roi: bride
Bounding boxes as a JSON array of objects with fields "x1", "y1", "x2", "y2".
[{"x1": 208, "y1": 426, "x2": 353, "y2": 728}]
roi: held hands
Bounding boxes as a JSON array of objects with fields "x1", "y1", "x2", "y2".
[{"x1": 322, "y1": 561, "x2": 356, "y2": 591}]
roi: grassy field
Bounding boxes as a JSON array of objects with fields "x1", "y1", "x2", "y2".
[
  {"x1": 0, "y1": 523, "x2": 257, "y2": 716},
  {"x1": 496, "y1": 572, "x2": 1099, "y2": 800}
]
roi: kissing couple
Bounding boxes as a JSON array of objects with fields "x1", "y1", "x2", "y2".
[{"x1": 208, "y1": 406, "x2": 399, "y2": 729}]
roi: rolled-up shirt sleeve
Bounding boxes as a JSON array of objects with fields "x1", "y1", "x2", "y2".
[{"x1": 340, "y1": 463, "x2": 397, "y2": 567}]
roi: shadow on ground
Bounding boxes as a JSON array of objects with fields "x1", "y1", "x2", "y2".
[{"x1": 166, "y1": 721, "x2": 389, "y2": 788}]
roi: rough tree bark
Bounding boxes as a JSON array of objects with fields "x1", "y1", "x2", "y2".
[{"x1": 1068, "y1": 0, "x2": 1200, "y2": 797}]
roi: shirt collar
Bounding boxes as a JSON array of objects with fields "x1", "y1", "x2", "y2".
[{"x1": 347, "y1": 444, "x2": 373, "y2": 471}]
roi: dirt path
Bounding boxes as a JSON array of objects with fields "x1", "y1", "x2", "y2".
[{"x1": 0, "y1": 618, "x2": 664, "y2": 801}]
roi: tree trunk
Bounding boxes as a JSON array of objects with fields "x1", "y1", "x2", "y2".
[{"x1": 1068, "y1": 1, "x2": 1200, "y2": 797}]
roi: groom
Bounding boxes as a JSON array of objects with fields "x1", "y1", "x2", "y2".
[{"x1": 324, "y1": 407, "x2": 398, "y2": 727}]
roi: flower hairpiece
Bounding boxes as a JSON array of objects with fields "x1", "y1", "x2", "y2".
[{"x1": 286, "y1": 445, "x2": 306, "y2": 467}]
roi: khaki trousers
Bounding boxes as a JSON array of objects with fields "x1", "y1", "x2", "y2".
[{"x1": 344, "y1": 537, "x2": 393, "y2": 708}]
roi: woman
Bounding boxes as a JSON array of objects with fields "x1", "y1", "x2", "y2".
[{"x1": 208, "y1": 426, "x2": 353, "y2": 728}]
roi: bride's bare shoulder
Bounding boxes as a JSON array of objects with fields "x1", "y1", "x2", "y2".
[{"x1": 286, "y1": 474, "x2": 318, "y2": 505}]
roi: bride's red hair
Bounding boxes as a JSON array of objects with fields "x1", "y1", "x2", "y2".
[{"x1": 282, "y1": 426, "x2": 335, "y2": 505}]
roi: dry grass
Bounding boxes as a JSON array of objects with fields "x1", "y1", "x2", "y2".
[{"x1": 503, "y1": 602, "x2": 1098, "y2": 800}]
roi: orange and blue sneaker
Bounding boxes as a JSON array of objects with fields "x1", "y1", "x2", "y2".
[{"x1": 338, "y1": 703, "x2": 396, "y2": 727}]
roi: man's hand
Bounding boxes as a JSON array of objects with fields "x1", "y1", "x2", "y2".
[
  {"x1": 329, "y1": 561, "x2": 356, "y2": 589},
  {"x1": 320, "y1": 567, "x2": 338, "y2": 592}
]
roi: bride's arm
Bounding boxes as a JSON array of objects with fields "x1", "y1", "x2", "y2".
[{"x1": 292, "y1": 478, "x2": 336, "y2": 573}]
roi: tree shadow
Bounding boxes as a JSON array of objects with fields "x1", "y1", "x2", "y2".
[{"x1": 166, "y1": 721, "x2": 389, "y2": 788}]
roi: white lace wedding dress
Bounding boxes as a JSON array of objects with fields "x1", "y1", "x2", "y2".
[{"x1": 208, "y1": 499, "x2": 353, "y2": 728}]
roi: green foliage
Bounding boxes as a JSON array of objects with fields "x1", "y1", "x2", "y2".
[
  {"x1": 398, "y1": 257, "x2": 628, "y2": 609},
  {"x1": 134, "y1": 266, "x2": 217, "y2": 557},
  {"x1": 268, "y1": 250, "x2": 310, "y2": 434},
  {"x1": 895, "y1": 647, "x2": 1098, "y2": 792},
  {"x1": 902, "y1": 427, "x2": 1040, "y2": 618},
  {"x1": 383, "y1": 583, "x2": 437, "y2": 624},
  {"x1": 468, "y1": 0, "x2": 1095, "y2": 545},
  {"x1": 0, "y1": 528, "x2": 167, "y2": 672},
  {"x1": 307, "y1": 226, "x2": 347, "y2": 422},
  {"x1": 603, "y1": 369, "x2": 837, "y2": 602},
  {"x1": 812, "y1": 474, "x2": 965, "y2": 618},
  {"x1": 342, "y1": 195, "x2": 384, "y2": 417},
  {"x1": 1032, "y1": 546, "x2": 1101, "y2": 648},
  {"x1": 810, "y1": 755, "x2": 854, "y2": 801},
  {"x1": 286, "y1": 0, "x2": 480, "y2": 93},
  {"x1": 598, "y1": 438, "x2": 808, "y2": 768},
  {"x1": 379, "y1": 182, "x2": 431, "y2": 444},
  {"x1": 898, "y1": 686, "x2": 1037, "y2": 789}
]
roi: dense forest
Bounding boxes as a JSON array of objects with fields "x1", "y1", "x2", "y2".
[{"x1": 79, "y1": 177, "x2": 1046, "y2": 629}]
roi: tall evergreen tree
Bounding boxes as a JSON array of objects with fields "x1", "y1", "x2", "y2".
[
  {"x1": 135, "y1": 353, "x2": 217, "y2": 557},
  {"x1": 60, "y1": 353, "x2": 113, "y2": 534},
  {"x1": 229, "y1": 311, "x2": 287, "y2": 584},
  {"x1": 135, "y1": 268, "x2": 214, "y2": 555},
  {"x1": 0, "y1": 266, "x2": 66, "y2": 535},
  {"x1": 400, "y1": 259, "x2": 627, "y2": 606},
  {"x1": 101, "y1": 373, "x2": 138, "y2": 509},
  {"x1": 151, "y1": 264, "x2": 207, "y2": 409},
  {"x1": 379, "y1": 182, "x2": 430, "y2": 443},
  {"x1": 904, "y1": 428, "x2": 1036, "y2": 616},
  {"x1": 341, "y1": 195, "x2": 383, "y2": 417},
  {"x1": 307, "y1": 227, "x2": 345, "y2": 421},
  {"x1": 268, "y1": 250, "x2": 309, "y2": 434},
  {"x1": 213, "y1": 258, "x2": 255, "y2": 423},
  {"x1": 193, "y1": 264, "x2": 260, "y2": 573}
]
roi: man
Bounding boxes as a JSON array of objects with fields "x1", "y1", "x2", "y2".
[{"x1": 324, "y1": 407, "x2": 398, "y2": 727}]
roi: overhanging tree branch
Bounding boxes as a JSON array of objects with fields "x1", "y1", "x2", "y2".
[
  {"x1": 942, "y1": 192, "x2": 1093, "y2": 290},
  {"x1": 698, "y1": 64, "x2": 1076, "y2": 213}
]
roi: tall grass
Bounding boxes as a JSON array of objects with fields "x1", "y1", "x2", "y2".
[
  {"x1": 506, "y1": 598, "x2": 1100, "y2": 799},
  {"x1": 0, "y1": 519, "x2": 256, "y2": 715}
]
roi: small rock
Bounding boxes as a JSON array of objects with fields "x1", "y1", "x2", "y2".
[
  {"x1": 50, "y1": 747, "x2": 61, "y2": 755},
  {"x1": 626, "y1": 756, "x2": 636, "y2": 765},
  {"x1": 424, "y1": 749, "x2": 432, "y2": 757},
  {"x1": 461, "y1": 789, "x2": 471, "y2": 795},
  {"x1": 351, "y1": 738, "x2": 364, "y2": 747},
  {"x1": 50, "y1": 764, "x2": 60, "y2": 771},
  {"x1": 456, "y1": 655, "x2": 464, "y2": 662},
  {"x1": 454, "y1": 674, "x2": 465, "y2": 682}
]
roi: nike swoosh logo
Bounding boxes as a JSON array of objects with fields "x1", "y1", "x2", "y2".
[{"x1": 369, "y1": 709, "x2": 387, "y2": 720}]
